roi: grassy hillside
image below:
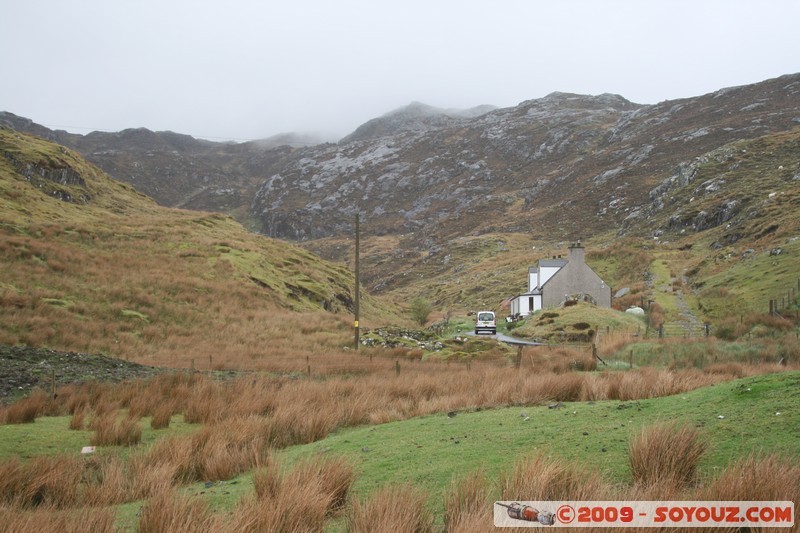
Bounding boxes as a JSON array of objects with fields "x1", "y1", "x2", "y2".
[{"x1": 0, "y1": 128, "x2": 400, "y2": 368}]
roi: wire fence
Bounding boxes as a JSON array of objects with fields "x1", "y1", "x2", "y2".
[
  {"x1": 642, "y1": 323, "x2": 711, "y2": 339},
  {"x1": 769, "y1": 279, "x2": 799, "y2": 318}
]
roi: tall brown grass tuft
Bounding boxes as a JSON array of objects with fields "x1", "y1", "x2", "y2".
[
  {"x1": 150, "y1": 400, "x2": 173, "y2": 429},
  {"x1": 252, "y1": 455, "x2": 281, "y2": 501},
  {"x1": 0, "y1": 458, "x2": 24, "y2": 506},
  {"x1": 598, "y1": 328, "x2": 641, "y2": 356},
  {"x1": 138, "y1": 488, "x2": 215, "y2": 533},
  {"x1": 628, "y1": 421, "x2": 705, "y2": 488},
  {"x1": 348, "y1": 483, "x2": 434, "y2": 533},
  {"x1": 227, "y1": 481, "x2": 331, "y2": 532},
  {"x1": 284, "y1": 456, "x2": 355, "y2": 515},
  {"x1": 231, "y1": 454, "x2": 353, "y2": 532},
  {"x1": 443, "y1": 470, "x2": 492, "y2": 533},
  {"x1": 183, "y1": 380, "x2": 225, "y2": 424},
  {"x1": 0, "y1": 455, "x2": 84, "y2": 509},
  {"x1": 0, "y1": 503, "x2": 116, "y2": 533},
  {"x1": 90, "y1": 411, "x2": 142, "y2": 446},
  {"x1": 697, "y1": 454, "x2": 800, "y2": 502},
  {"x1": 2, "y1": 389, "x2": 50, "y2": 424},
  {"x1": 68, "y1": 406, "x2": 87, "y2": 430},
  {"x1": 82, "y1": 455, "x2": 131, "y2": 506},
  {"x1": 500, "y1": 452, "x2": 608, "y2": 502},
  {"x1": 145, "y1": 416, "x2": 271, "y2": 483}
]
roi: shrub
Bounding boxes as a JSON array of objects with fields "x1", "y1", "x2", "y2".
[
  {"x1": 409, "y1": 297, "x2": 433, "y2": 326},
  {"x1": 628, "y1": 421, "x2": 705, "y2": 488}
]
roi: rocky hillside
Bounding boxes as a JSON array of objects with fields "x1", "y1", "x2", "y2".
[
  {"x1": 3, "y1": 75, "x2": 800, "y2": 316},
  {"x1": 4, "y1": 75, "x2": 798, "y2": 249},
  {"x1": 249, "y1": 75, "x2": 800, "y2": 245},
  {"x1": 0, "y1": 113, "x2": 324, "y2": 230}
]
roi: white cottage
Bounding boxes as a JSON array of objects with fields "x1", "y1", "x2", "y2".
[{"x1": 510, "y1": 242, "x2": 611, "y2": 317}]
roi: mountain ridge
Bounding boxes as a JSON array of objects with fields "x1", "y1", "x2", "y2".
[{"x1": 3, "y1": 74, "x2": 800, "y2": 310}]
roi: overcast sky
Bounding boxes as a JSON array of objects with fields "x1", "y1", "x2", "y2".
[{"x1": 2, "y1": 0, "x2": 799, "y2": 142}]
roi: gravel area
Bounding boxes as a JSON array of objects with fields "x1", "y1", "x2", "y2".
[{"x1": 0, "y1": 345, "x2": 165, "y2": 404}]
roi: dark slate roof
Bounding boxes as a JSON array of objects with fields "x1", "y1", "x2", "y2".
[{"x1": 538, "y1": 259, "x2": 568, "y2": 268}]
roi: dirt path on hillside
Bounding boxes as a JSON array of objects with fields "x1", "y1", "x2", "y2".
[
  {"x1": 651, "y1": 252, "x2": 705, "y2": 337},
  {"x1": 674, "y1": 272, "x2": 704, "y2": 334}
]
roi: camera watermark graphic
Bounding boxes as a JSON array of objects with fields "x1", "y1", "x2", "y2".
[{"x1": 494, "y1": 501, "x2": 794, "y2": 528}]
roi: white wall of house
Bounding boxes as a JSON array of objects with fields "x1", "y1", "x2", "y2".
[
  {"x1": 511, "y1": 295, "x2": 530, "y2": 316},
  {"x1": 511, "y1": 293, "x2": 542, "y2": 317},
  {"x1": 532, "y1": 294, "x2": 542, "y2": 313},
  {"x1": 527, "y1": 268, "x2": 538, "y2": 292},
  {"x1": 538, "y1": 265, "x2": 562, "y2": 288}
]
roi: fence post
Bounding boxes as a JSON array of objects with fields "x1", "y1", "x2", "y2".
[
  {"x1": 658, "y1": 325, "x2": 664, "y2": 338},
  {"x1": 395, "y1": 360, "x2": 400, "y2": 376}
]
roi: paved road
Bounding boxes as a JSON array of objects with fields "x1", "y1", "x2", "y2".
[{"x1": 466, "y1": 331, "x2": 544, "y2": 346}]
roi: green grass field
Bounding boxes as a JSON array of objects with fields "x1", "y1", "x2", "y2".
[
  {"x1": 278, "y1": 371, "x2": 799, "y2": 496},
  {"x1": 0, "y1": 365, "x2": 797, "y2": 531}
]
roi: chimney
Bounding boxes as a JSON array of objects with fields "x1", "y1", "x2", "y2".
[{"x1": 568, "y1": 241, "x2": 585, "y2": 264}]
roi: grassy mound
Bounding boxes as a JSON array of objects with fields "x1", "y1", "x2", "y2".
[{"x1": 512, "y1": 302, "x2": 645, "y2": 342}]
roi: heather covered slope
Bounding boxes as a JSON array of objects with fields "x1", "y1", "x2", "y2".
[{"x1": 0, "y1": 128, "x2": 394, "y2": 367}]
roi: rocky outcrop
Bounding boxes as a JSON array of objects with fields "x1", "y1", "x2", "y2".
[{"x1": 1, "y1": 144, "x2": 90, "y2": 203}]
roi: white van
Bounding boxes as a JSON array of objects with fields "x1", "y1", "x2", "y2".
[{"x1": 475, "y1": 310, "x2": 496, "y2": 335}]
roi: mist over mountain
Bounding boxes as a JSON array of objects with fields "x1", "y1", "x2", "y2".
[{"x1": 4, "y1": 73, "x2": 800, "y2": 256}]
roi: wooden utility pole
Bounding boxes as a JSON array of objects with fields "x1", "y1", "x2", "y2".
[{"x1": 354, "y1": 213, "x2": 360, "y2": 350}]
